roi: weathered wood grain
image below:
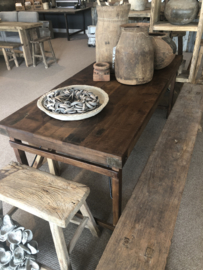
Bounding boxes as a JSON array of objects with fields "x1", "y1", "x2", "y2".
[
  {"x1": 0, "y1": 22, "x2": 42, "y2": 31},
  {"x1": 96, "y1": 83, "x2": 203, "y2": 270},
  {"x1": 0, "y1": 162, "x2": 89, "y2": 228}
]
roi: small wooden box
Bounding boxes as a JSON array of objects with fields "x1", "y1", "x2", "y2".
[
  {"x1": 15, "y1": 0, "x2": 25, "y2": 11},
  {"x1": 25, "y1": 1, "x2": 34, "y2": 10},
  {"x1": 31, "y1": 0, "x2": 43, "y2": 10}
]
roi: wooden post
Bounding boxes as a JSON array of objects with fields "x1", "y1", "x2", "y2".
[
  {"x1": 189, "y1": 1, "x2": 203, "y2": 83},
  {"x1": 149, "y1": 0, "x2": 162, "y2": 32},
  {"x1": 10, "y1": 138, "x2": 29, "y2": 166},
  {"x1": 111, "y1": 169, "x2": 122, "y2": 226}
]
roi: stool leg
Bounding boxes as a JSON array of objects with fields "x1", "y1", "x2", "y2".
[
  {"x1": 32, "y1": 43, "x2": 36, "y2": 67},
  {"x1": 0, "y1": 200, "x2": 3, "y2": 216},
  {"x1": 11, "y1": 49, "x2": 19, "y2": 67},
  {"x1": 48, "y1": 39, "x2": 57, "y2": 63},
  {"x1": 39, "y1": 42, "x2": 48, "y2": 69},
  {"x1": 80, "y1": 202, "x2": 100, "y2": 237},
  {"x1": 2, "y1": 48, "x2": 11, "y2": 71},
  {"x1": 49, "y1": 222, "x2": 71, "y2": 270}
]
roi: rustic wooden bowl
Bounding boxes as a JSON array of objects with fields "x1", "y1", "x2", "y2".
[{"x1": 37, "y1": 85, "x2": 109, "y2": 121}]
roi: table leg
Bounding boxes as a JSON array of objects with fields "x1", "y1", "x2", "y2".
[
  {"x1": 167, "y1": 74, "x2": 176, "y2": 118},
  {"x1": 178, "y1": 36, "x2": 183, "y2": 56},
  {"x1": 64, "y1": 13, "x2": 70, "y2": 41},
  {"x1": 83, "y1": 10, "x2": 85, "y2": 35},
  {"x1": 10, "y1": 138, "x2": 29, "y2": 165},
  {"x1": 18, "y1": 29, "x2": 32, "y2": 67},
  {"x1": 111, "y1": 169, "x2": 122, "y2": 226}
]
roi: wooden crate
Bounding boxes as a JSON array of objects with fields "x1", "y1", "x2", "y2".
[{"x1": 15, "y1": 0, "x2": 25, "y2": 11}]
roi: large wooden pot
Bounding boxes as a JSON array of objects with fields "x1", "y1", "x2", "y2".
[
  {"x1": 96, "y1": 4, "x2": 131, "y2": 68},
  {"x1": 149, "y1": 32, "x2": 177, "y2": 70},
  {"x1": 115, "y1": 24, "x2": 154, "y2": 85},
  {"x1": 164, "y1": 0, "x2": 199, "y2": 25}
]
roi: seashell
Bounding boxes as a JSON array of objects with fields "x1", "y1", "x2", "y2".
[
  {"x1": 22, "y1": 230, "x2": 33, "y2": 245},
  {"x1": 8, "y1": 229, "x2": 22, "y2": 245},
  {"x1": 18, "y1": 245, "x2": 30, "y2": 254},
  {"x1": 24, "y1": 254, "x2": 36, "y2": 261},
  {"x1": 9, "y1": 258, "x2": 18, "y2": 270},
  {"x1": 26, "y1": 259, "x2": 40, "y2": 270},
  {"x1": 10, "y1": 244, "x2": 18, "y2": 252},
  {"x1": 26, "y1": 241, "x2": 39, "y2": 255},
  {"x1": 0, "y1": 216, "x2": 16, "y2": 241},
  {"x1": 0, "y1": 248, "x2": 12, "y2": 266},
  {"x1": 13, "y1": 247, "x2": 25, "y2": 265}
]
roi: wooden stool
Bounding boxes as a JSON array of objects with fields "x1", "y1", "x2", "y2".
[
  {"x1": 30, "y1": 37, "x2": 57, "y2": 69},
  {"x1": 0, "y1": 162, "x2": 99, "y2": 270},
  {"x1": 0, "y1": 42, "x2": 22, "y2": 71}
]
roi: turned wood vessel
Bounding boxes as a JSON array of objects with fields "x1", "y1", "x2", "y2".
[
  {"x1": 96, "y1": 4, "x2": 131, "y2": 68},
  {"x1": 93, "y1": 62, "x2": 110, "y2": 81},
  {"x1": 149, "y1": 32, "x2": 177, "y2": 70},
  {"x1": 164, "y1": 0, "x2": 199, "y2": 25},
  {"x1": 115, "y1": 24, "x2": 154, "y2": 85}
]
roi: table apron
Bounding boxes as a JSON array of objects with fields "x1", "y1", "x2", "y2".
[{"x1": 9, "y1": 140, "x2": 119, "y2": 178}]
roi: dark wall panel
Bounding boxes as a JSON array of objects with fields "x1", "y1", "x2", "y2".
[
  {"x1": 39, "y1": 9, "x2": 92, "y2": 30},
  {"x1": 0, "y1": 0, "x2": 15, "y2": 11}
]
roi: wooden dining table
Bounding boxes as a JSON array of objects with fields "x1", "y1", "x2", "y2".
[
  {"x1": 0, "y1": 55, "x2": 182, "y2": 229},
  {"x1": 0, "y1": 22, "x2": 42, "y2": 67}
]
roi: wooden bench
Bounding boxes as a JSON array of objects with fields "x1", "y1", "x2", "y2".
[
  {"x1": 95, "y1": 83, "x2": 203, "y2": 270},
  {"x1": 0, "y1": 162, "x2": 99, "y2": 270},
  {"x1": 0, "y1": 42, "x2": 23, "y2": 70}
]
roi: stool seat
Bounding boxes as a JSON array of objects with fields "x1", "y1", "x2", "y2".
[
  {"x1": 0, "y1": 42, "x2": 22, "y2": 49},
  {"x1": 30, "y1": 37, "x2": 51, "y2": 44},
  {"x1": 0, "y1": 162, "x2": 89, "y2": 228}
]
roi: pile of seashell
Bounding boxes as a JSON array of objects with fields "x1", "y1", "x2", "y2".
[
  {"x1": 0, "y1": 215, "x2": 40, "y2": 270},
  {"x1": 43, "y1": 88, "x2": 100, "y2": 115}
]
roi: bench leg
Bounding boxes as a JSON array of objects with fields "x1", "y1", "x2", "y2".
[
  {"x1": 80, "y1": 201, "x2": 100, "y2": 237},
  {"x1": 2, "y1": 48, "x2": 11, "y2": 71},
  {"x1": 11, "y1": 49, "x2": 19, "y2": 67},
  {"x1": 48, "y1": 39, "x2": 57, "y2": 63},
  {"x1": 39, "y1": 42, "x2": 48, "y2": 69},
  {"x1": 49, "y1": 222, "x2": 71, "y2": 270},
  {"x1": 47, "y1": 158, "x2": 60, "y2": 176}
]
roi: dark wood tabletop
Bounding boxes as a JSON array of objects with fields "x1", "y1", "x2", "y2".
[{"x1": 0, "y1": 56, "x2": 182, "y2": 170}]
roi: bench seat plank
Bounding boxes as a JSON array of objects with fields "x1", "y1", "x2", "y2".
[
  {"x1": 0, "y1": 162, "x2": 89, "y2": 228},
  {"x1": 96, "y1": 83, "x2": 203, "y2": 270}
]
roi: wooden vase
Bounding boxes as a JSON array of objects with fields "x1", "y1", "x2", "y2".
[
  {"x1": 115, "y1": 24, "x2": 154, "y2": 85},
  {"x1": 96, "y1": 4, "x2": 131, "y2": 68},
  {"x1": 149, "y1": 32, "x2": 177, "y2": 70}
]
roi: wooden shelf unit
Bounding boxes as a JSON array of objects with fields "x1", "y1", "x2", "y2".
[{"x1": 150, "y1": 0, "x2": 203, "y2": 83}]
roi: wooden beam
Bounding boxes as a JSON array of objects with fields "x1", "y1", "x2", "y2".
[{"x1": 96, "y1": 83, "x2": 203, "y2": 270}]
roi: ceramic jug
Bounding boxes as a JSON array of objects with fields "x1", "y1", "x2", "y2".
[{"x1": 164, "y1": 0, "x2": 199, "y2": 25}]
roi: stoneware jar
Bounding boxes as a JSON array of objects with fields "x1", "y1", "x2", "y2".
[
  {"x1": 115, "y1": 24, "x2": 154, "y2": 85},
  {"x1": 149, "y1": 32, "x2": 177, "y2": 70},
  {"x1": 164, "y1": 0, "x2": 199, "y2": 25},
  {"x1": 96, "y1": 4, "x2": 131, "y2": 68},
  {"x1": 93, "y1": 62, "x2": 110, "y2": 81},
  {"x1": 129, "y1": 0, "x2": 147, "y2": 11}
]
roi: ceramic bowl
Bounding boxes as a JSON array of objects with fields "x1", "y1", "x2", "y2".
[{"x1": 37, "y1": 85, "x2": 109, "y2": 121}]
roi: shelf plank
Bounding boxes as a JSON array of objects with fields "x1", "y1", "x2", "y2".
[
  {"x1": 153, "y1": 22, "x2": 198, "y2": 32},
  {"x1": 129, "y1": 9, "x2": 151, "y2": 18},
  {"x1": 176, "y1": 70, "x2": 189, "y2": 83}
]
